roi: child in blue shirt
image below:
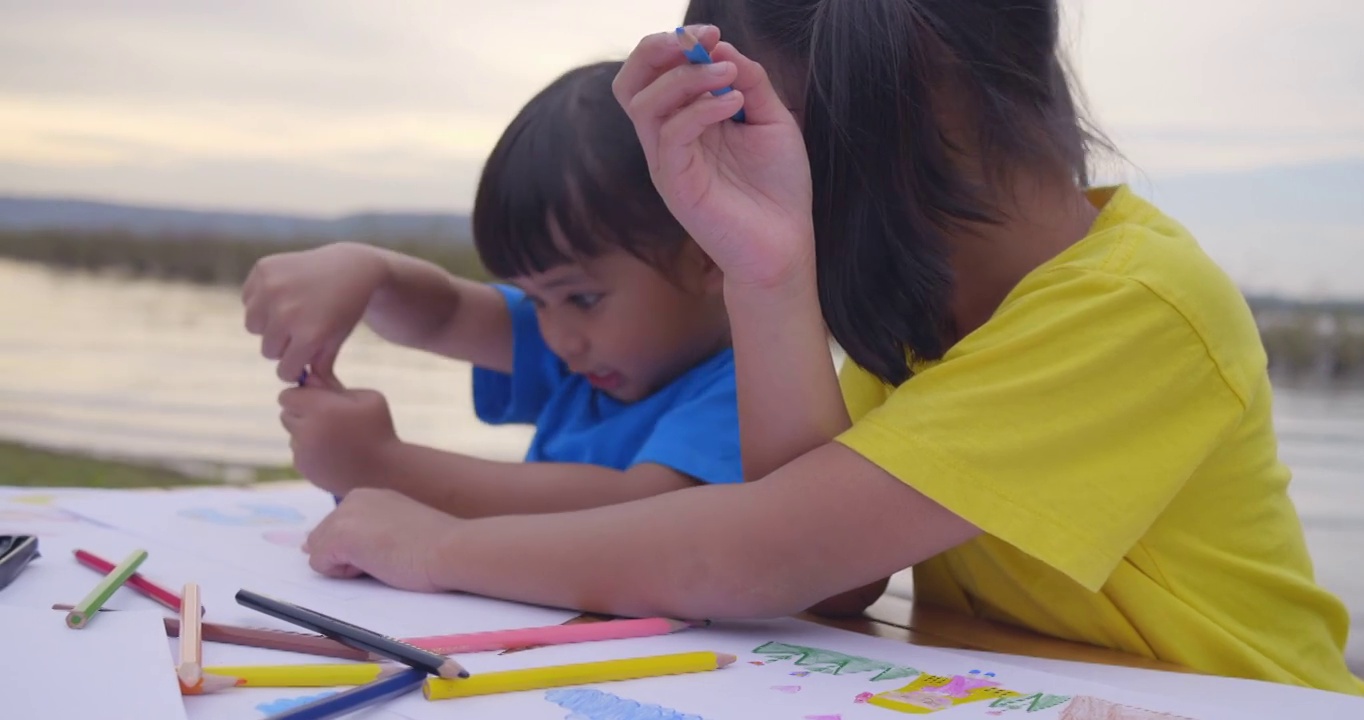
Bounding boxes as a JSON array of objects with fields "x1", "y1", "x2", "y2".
[{"x1": 242, "y1": 61, "x2": 741, "y2": 517}]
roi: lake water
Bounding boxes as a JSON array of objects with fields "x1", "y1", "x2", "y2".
[{"x1": 1, "y1": 259, "x2": 1360, "y2": 670}]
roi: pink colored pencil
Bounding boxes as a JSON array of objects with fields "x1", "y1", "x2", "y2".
[
  {"x1": 403, "y1": 617, "x2": 695, "y2": 655},
  {"x1": 73, "y1": 549, "x2": 202, "y2": 615}
]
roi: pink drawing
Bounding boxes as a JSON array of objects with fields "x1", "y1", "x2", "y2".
[
  {"x1": 937, "y1": 673, "x2": 1001, "y2": 698},
  {"x1": 1059, "y1": 696, "x2": 1195, "y2": 719},
  {"x1": 770, "y1": 685, "x2": 802, "y2": 694},
  {"x1": 749, "y1": 661, "x2": 766, "y2": 666},
  {"x1": 853, "y1": 692, "x2": 874, "y2": 704}
]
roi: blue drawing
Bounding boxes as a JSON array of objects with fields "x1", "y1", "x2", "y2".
[
  {"x1": 256, "y1": 691, "x2": 338, "y2": 715},
  {"x1": 178, "y1": 503, "x2": 306, "y2": 526},
  {"x1": 546, "y1": 688, "x2": 708, "y2": 720}
]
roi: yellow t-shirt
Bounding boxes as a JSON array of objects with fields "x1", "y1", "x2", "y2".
[{"x1": 836, "y1": 185, "x2": 1363, "y2": 695}]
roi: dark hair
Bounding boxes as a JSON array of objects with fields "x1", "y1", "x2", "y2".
[
  {"x1": 683, "y1": 0, "x2": 754, "y2": 50},
  {"x1": 473, "y1": 61, "x2": 688, "y2": 278},
  {"x1": 742, "y1": 0, "x2": 1109, "y2": 385}
]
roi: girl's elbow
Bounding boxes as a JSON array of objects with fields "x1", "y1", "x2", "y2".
[{"x1": 676, "y1": 558, "x2": 813, "y2": 620}]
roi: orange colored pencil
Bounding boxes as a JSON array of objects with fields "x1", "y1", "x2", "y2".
[
  {"x1": 176, "y1": 583, "x2": 204, "y2": 693},
  {"x1": 178, "y1": 674, "x2": 241, "y2": 696}
]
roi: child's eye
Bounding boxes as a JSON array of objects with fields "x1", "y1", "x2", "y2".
[{"x1": 568, "y1": 293, "x2": 602, "y2": 310}]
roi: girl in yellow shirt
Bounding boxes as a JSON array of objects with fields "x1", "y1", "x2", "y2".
[{"x1": 300, "y1": 0, "x2": 1362, "y2": 694}]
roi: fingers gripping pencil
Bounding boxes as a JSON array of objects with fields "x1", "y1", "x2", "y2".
[{"x1": 676, "y1": 27, "x2": 746, "y2": 123}]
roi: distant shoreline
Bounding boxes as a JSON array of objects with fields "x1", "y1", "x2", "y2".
[
  {"x1": 1, "y1": 229, "x2": 1361, "y2": 383},
  {"x1": 0, "y1": 439, "x2": 295, "y2": 489},
  {"x1": 0, "y1": 228, "x2": 489, "y2": 285}
]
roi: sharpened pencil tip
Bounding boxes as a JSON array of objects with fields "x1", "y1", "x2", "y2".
[
  {"x1": 438, "y1": 658, "x2": 471, "y2": 680},
  {"x1": 675, "y1": 26, "x2": 699, "y2": 50},
  {"x1": 716, "y1": 653, "x2": 737, "y2": 668}
]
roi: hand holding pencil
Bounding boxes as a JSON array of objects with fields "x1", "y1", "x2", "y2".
[{"x1": 613, "y1": 24, "x2": 814, "y2": 291}]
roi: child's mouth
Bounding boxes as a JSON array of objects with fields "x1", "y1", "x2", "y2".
[{"x1": 586, "y1": 371, "x2": 623, "y2": 390}]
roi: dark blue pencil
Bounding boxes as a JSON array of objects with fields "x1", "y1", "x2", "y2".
[
  {"x1": 676, "y1": 27, "x2": 745, "y2": 123},
  {"x1": 236, "y1": 589, "x2": 469, "y2": 679},
  {"x1": 264, "y1": 668, "x2": 426, "y2": 720}
]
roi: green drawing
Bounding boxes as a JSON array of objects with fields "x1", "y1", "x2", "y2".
[
  {"x1": 990, "y1": 693, "x2": 1072, "y2": 712},
  {"x1": 751, "y1": 642, "x2": 919, "y2": 682}
]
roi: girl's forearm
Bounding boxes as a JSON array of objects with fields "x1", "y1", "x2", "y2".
[
  {"x1": 427, "y1": 481, "x2": 805, "y2": 619},
  {"x1": 724, "y1": 263, "x2": 850, "y2": 480},
  {"x1": 421, "y1": 444, "x2": 958, "y2": 620}
]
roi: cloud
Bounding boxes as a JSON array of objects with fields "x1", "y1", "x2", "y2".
[
  {"x1": 1063, "y1": 0, "x2": 1364, "y2": 155},
  {"x1": 0, "y1": 154, "x2": 485, "y2": 215},
  {"x1": 0, "y1": 0, "x2": 1360, "y2": 211}
]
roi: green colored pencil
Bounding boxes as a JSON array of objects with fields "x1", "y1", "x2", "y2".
[{"x1": 65, "y1": 549, "x2": 149, "y2": 629}]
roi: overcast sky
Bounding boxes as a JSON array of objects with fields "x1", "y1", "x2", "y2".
[{"x1": 1, "y1": 0, "x2": 1360, "y2": 214}]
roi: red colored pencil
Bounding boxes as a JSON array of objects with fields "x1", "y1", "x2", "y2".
[{"x1": 72, "y1": 549, "x2": 201, "y2": 615}]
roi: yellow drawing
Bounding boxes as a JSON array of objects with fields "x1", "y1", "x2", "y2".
[
  {"x1": 869, "y1": 672, "x2": 1022, "y2": 714},
  {"x1": 10, "y1": 494, "x2": 57, "y2": 506}
]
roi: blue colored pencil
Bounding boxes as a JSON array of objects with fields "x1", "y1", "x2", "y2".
[
  {"x1": 263, "y1": 668, "x2": 426, "y2": 720},
  {"x1": 675, "y1": 27, "x2": 745, "y2": 123}
]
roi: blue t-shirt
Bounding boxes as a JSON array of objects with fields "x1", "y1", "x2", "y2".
[{"x1": 471, "y1": 285, "x2": 742, "y2": 485}]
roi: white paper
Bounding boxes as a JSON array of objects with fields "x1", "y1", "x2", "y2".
[
  {"x1": 9, "y1": 485, "x2": 1362, "y2": 720},
  {"x1": 0, "y1": 605, "x2": 187, "y2": 720},
  {"x1": 938, "y1": 648, "x2": 1364, "y2": 719},
  {"x1": 55, "y1": 486, "x2": 352, "y2": 594}
]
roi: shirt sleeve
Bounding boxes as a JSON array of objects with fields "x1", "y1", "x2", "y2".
[
  {"x1": 839, "y1": 354, "x2": 892, "y2": 423},
  {"x1": 836, "y1": 268, "x2": 1248, "y2": 591},
  {"x1": 629, "y1": 369, "x2": 743, "y2": 485},
  {"x1": 472, "y1": 284, "x2": 568, "y2": 425}
]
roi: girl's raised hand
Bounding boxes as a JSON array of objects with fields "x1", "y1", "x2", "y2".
[{"x1": 613, "y1": 26, "x2": 814, "y2": 289}]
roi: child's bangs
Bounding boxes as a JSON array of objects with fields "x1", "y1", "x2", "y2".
[
  {"x1": 475, "y1": 142, "x2": 666, "y2": 278},
  {"x1": 473, "y1": 61, "x2": 686, "y2": 279}
]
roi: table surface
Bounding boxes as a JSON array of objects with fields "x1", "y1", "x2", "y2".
[{"x1": 802, "y1": 594, "x2": 1193, "y2": 674}]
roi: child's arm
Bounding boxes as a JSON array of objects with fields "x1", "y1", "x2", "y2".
[
  {"x1": 359, "y1": 246, "x2": 514, "y2": 373},
  {"x1": 279, "y1": 385, "x2": 700, "y2": 514},
  {"x1": 244, "y1": 242, "x2": 513, "y2": 384},
  {"x1": 374, "y1": 444, "x2": 699, "y2": 517},
  {"x1": 304, "y1": 443, "x2": 980, "y2": 619}
]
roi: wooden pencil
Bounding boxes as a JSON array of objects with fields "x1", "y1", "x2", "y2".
[
  {"x1": 266, "y1": 669, "x2": 426, "y2": 720},
  {"x1": 236, "y1": 589, "x2": 468, "y2": 679},
  {"x1": 424, "y1": 651, "x2": 735, "y2": 700},
  {"x1": 202, "y1": 662, "x2": 404, "y2": 687},
  {"x1": 179, "y1": 673, "x2": 241, "y2": 696},
  {"x1": 176, "y1": 583, "x2": 204, "y2": 693},
  {"x1": 168, "y1": 616, "x2": 370, "y2": 660},
  {"x1": 65, "y1": 549, "x2": 148, "y2": 629},
  {"x1": 52, "y1": 605, "x2": 370, "y2": 660},
  {"x1": 72, "y1": 549, "x2": 198, "y2": 615},
  {"x1": 405, "y1": 617, "x2": 693, "y2": 654},
  {"x1": 496, "y1": 612, "x2": 608, "y2": 655}
]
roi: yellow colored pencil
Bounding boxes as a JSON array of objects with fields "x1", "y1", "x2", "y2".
[
  {"x1": 201, "y1": 663, "x2": 404, "y2": 687},
  {"x1": 177, "y1": 583, "x2": 204, "y2": 693},
  {"x1": 423, "y1": 651, "x2": 735, "y2": 701}
]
